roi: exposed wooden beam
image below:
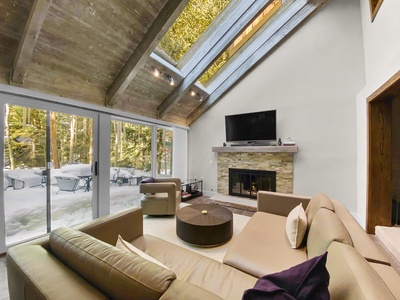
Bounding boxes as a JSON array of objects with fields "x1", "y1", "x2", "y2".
[
  {"x1": 106, "y1": 0, "x2": 190, "y2": 106},
  {"x1": 11, "y1": 0, "x2": 51, "y2": 85},
  {"x1": 157, "y1": 0, "x2": 273, "y2": 119},
  {"x1": 186, "y1": 0, "x2": 327, "y2": 125}
]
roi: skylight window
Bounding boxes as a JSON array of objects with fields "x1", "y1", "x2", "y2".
[
  {"x1": 156, "y1": 0, "x2": 231, "y2": 65},
  {"x1": 199, "y1": 0, "x2": 286, "y2": 86}
]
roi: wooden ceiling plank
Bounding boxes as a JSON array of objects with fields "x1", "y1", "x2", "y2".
[
  {"x1": 157, "y1": 0, "x2": 272, "y2": 119},
  {"x1": 106, "y1": 0, "x2": 190, "y2": 107},
  {"x1": 186, "y1": 0, "x2": 326, "y2": 125},
  {"x1": 11, "y1": 0, "x2": 51, "y2": 84}
]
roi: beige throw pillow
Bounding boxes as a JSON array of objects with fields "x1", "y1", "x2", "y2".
[
  {"x1": 116, "y1": 235, "x2": 170, "y2": 270},
  {"x1": 286, "y1": 203, "x2": 307, "y2": 248}
]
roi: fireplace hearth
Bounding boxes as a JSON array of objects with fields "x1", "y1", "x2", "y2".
[{"x1": 229, "y1": 168, "x2": 276, "y2": 199}]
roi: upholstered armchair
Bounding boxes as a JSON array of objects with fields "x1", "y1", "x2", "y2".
[{"x1": 139, "y1": 178, "x2": 181, "y2": 216}]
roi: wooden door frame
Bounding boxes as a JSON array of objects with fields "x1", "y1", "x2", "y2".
[{"x1": 367, "y1": 70, "x2": 400, "y2": 233}]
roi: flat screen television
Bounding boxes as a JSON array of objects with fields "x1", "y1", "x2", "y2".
[{"x1": 225, "y1": 110, "x2": 276, "y2": 143}]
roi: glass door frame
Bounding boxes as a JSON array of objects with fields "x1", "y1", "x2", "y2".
[{"x1": 0, "y1": 94, "x2": 99, "y2": 252}]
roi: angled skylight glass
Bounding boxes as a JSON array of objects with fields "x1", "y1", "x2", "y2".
[
  {"x1": 199, "y1": 0, "x2": 290, "y2": 86},
  {"x1": 155, "y1": 0, "x2": 232, "y2": 66}
]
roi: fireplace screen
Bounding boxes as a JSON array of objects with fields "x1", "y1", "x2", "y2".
[{"x1": 229, "y1": 168, "x2": 276, "y2": 199}]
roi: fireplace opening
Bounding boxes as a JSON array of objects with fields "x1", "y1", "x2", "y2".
[{"x1": 229, "y1": 168, "x2": 276, "y2": 199}]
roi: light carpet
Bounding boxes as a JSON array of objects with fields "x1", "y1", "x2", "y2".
[{"x1": 143, "y1": 203, "x2": 250, "y2": 263}]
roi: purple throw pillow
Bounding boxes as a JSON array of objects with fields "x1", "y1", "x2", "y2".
[
  {"x1": 140, "y1": 177, "x2": 155, "y2": 184},
  {"x1": 242, "y1": 252, "x2": 329, "y2": 300}
]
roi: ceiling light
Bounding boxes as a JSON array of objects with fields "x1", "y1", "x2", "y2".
[
  {"x1": 169, "y1": 76, "x2": 175, "y2": 86},
  {"x1": 153, "y1": 68, "x2": 160, "y2": 77},
  {"x1": 199, "y1": 95, "x2": 203, "y2": 102},
  {"x1": 190, "y1": 90, "x2": 196, "y2": 97}
]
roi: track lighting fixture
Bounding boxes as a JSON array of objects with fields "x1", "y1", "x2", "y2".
[
  {"x1": 153, "y1": 68, "x2": 160, "y2": 77},
  {"x1": 189, "y1": 89, "x2": 203, "y2": 101}
]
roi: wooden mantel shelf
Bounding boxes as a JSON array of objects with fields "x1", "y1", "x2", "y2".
[{"x1": 212, "y1": 145, "x2": 298, "y2": 153}]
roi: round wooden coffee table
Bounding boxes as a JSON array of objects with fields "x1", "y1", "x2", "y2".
[{"x1": 176, "y1": 204, "x2": 233, "y2": 247}]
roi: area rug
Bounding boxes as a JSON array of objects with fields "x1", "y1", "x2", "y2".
[{"x1": 143, "y1": 203, "x2": 250, "y2": 263}]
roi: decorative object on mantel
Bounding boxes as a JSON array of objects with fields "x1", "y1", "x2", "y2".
[
  {"x1": 283, "y1": 137, "x2": 296, "y2": 146},
  {"x1": 369, "y1": 0, "x2": 384, "y2": 22}
]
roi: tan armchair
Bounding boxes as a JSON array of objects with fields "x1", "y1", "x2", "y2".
[{"x1": 139, "y1": 178, "x2": 181, "y2": 215}]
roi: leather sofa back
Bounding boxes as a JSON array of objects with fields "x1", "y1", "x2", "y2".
[
  {"x1": 307, "y1": 208, "x2": 353, "y2": 258},
  {"x1": 305, "y1": 192, "x2": 335, "y2": 228},
  {"x1": 50, "y1": 226, "x2": 176, "y2": 299},
  {"x1": 327, "y1": 242, "x2": 395, "y2": 300}
]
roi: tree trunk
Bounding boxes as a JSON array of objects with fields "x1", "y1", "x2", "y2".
[
  {"x1": 50, "y1": 112, "x2": 60, "y2": 169},
  {"x1": 69, "y1": 115, "x2": 76, "y2": 163},
  {"x1": 5, "y1": 105, "x2": 15, "y2": 170}
]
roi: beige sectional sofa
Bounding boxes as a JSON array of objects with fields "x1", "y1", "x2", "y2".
[{"x1": 7, "y1": 192, "x2": 400, "y2": 299}]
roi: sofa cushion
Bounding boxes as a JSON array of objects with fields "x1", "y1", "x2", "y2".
[
  {"x1": 242, "y1": 252, "x2": 329, "y2": 300},
  {"x1": 223, "y1": 212, "x2": 307, "y2": 278},
  {"x1": 131, "y1": 234, "x2": 256, "y2": 300},
  {"x1": 305, "y1": 192, "x2": 334, "y2": 228},
  {"x1": 327, "y1": 242, "x2": 395, "y2": 300},
  {"x1": 286, "y1": 203, "x2": 307, "y2": 248},
  {"x1": 116, "y1": 235, "x2": 170, "y2": 269},
  {"x1": 50, "y1": 227, "x2": 176, "y2": 300},
  {"x1": 307, "y1": 208, "x2": 353, "y2": 259},
  {"x1": 370, "y1": 263, "x2": 400, "y2": 299}
]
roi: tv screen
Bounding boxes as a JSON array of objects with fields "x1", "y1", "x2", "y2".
[{"x1": 225, "y1": 110, "x2": 276, "y2": 143}]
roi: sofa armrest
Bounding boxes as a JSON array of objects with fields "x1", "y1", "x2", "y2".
[
  {"x1": 159, "y1": 280, "x2": 223, "y2": 300},
  {"x1": 76, "y1": 207, "x2": 144, "y2": 246},
  {"x1": 155, "y1": 178, "x2": 181, "y2": 191},
  {"x1": 7, "y1": 245, "x2": 107, "y2": 300},
  {"x1": 257, "y1": 191, "x2": 311, "y2": 216}
]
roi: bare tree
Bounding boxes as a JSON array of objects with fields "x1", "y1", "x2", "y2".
[{"x1": 50, "y1": 112, "x2": 60, "y2": 169}]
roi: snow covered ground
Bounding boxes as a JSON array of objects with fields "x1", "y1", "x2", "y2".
[{"x1": 4, "y1": 165, "x2": 149, "y2": 246}]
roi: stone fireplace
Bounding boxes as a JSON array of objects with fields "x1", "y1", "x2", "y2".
[{"x1": 212, "y1": 146, "x2": 297, "y2": 197}]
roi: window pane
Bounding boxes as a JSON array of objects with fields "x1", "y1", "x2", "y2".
[
  {"x1": 4, "y1": 104, "x2": 47, "y2": 245},
  {"x1": 156, "y1": 0, "x2": 231, "y2": 64},
  {"x1": 157, "y1": 128, "x2": 173, "y2": 177},
  {"x1": 199, "y1": 0, "x2": 285, "y2": 86},
  {"x1": 109, "y1": 120, "x2": 152, "y2": 214}
]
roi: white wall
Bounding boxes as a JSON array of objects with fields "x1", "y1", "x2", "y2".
[
  {"x1": 188, "y1": 0, "x2": 365, "y2": 211},
  {"x1": 356, "y1": 0, "x2": 400, "y2": 223},
  {"x1": 172, "y1": 127, "x2": 188, "y2": 180}
]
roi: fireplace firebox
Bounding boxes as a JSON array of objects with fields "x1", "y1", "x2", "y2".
[{"x1": 229, "y1": 168, "x2": 276, "y2": 199}]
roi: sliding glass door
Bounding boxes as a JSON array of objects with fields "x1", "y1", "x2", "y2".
[{"x1": 3, "y1": 103, "x2": 97, "y2": 246}]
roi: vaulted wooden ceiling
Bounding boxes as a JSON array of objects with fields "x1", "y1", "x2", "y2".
[{"x1": 0, "y1": 0, "x2": 328, "y2": 126}]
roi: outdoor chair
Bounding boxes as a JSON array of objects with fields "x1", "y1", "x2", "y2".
[
  {"x1": 139, "y1": 178, "x2": 181, "y2": 216},
  {"x1": 55, "y1": 176, "x2": 84, "y2": 194}
]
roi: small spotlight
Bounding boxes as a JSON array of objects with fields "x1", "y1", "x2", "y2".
[
  {"x1": 199, "y1": 95, "x2": 203, "y2": 102},
  {"x1": 190, "y1": 90, "x2": 196, "y2": 97},
  {"x1": 153, "y1": 68, "x2": 160, "y2": 77},
  {"x1": 169, "y1": 76, "x2": 175, "y2": 86}
]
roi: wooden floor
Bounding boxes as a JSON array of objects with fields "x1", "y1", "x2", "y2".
[{"x1": 0, "y1": 196, "x2": 398, "y2": 299}]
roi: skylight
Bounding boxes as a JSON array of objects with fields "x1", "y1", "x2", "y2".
[
  {"x1": 155, "y1": 0, "x2": 232, "y2": 66},
  {"x1": 199, "y1": 0, "x2": 287, "y2": 86}
]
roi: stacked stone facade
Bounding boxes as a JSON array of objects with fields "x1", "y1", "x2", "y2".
[{"x1": 217, "y1": 152, "x2": 294, "y2": 195}]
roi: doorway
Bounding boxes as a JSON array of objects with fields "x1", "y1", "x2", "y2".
[{"x1": 367, "y1": 70, "x2": 400, "y2": 234}]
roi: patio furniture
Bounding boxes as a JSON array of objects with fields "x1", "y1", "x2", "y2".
[
  {"x1": 5, "y1": 174, "x2": 25, "y2": 190},
  {"x1": 55, "y1": 176, "x2": 84, "y2": 194}
]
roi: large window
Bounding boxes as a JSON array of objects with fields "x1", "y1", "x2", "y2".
[
  {"x1": 0, "y1": 95, "x2": 179, "y2": 251},
  {"x1": 3, "y1": 104, "x2": 95, "y2": 245}
]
